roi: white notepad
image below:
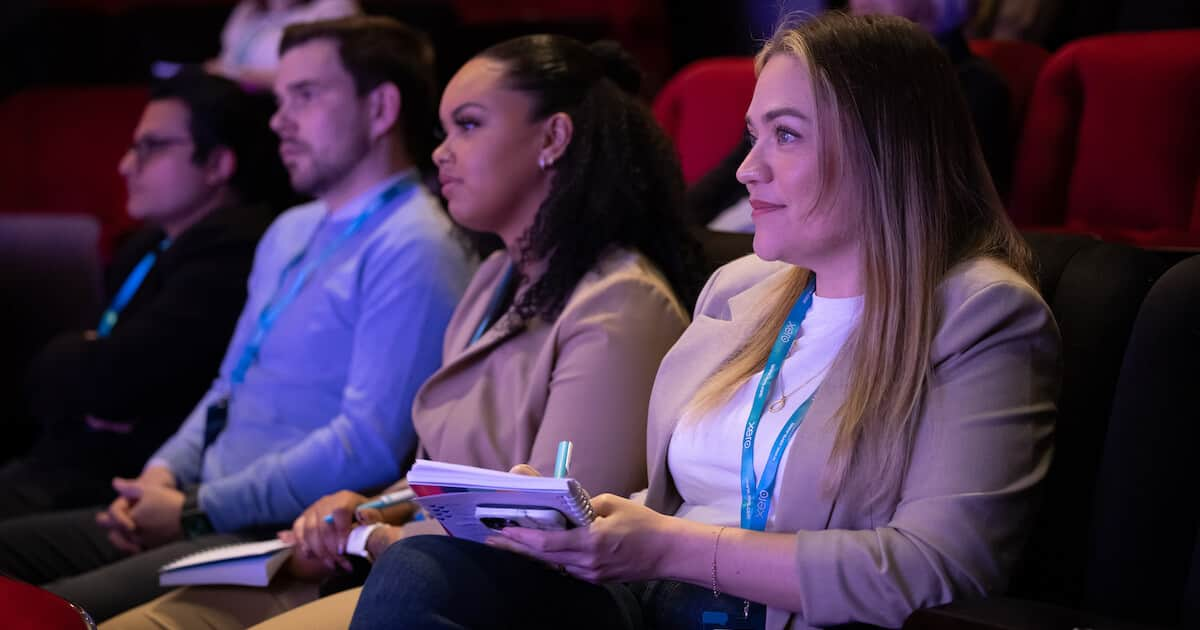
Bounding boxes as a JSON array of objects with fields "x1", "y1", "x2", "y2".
[
  {"x1": 407, "y1": 459, "x2": 596, "y2": 543},
  {"x1": 158, "y1": 539, "x2": 293, "y2": 587}
]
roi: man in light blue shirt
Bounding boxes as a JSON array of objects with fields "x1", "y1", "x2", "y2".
[{"x1": 0, "y1": 16, "x2": 474, "y2": 620}]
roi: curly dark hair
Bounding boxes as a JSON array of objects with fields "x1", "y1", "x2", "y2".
[{"x1": 479, "y1": 35, "x2": 704, "y2": 322}]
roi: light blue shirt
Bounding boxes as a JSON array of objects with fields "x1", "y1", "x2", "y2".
[{"x1": 149, "y1": 173, "x2": 475, "y2": 532}]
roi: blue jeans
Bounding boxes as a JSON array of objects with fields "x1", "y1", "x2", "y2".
[{"x1": 349, "y1": 535, "x2": 766, "y2": 630}]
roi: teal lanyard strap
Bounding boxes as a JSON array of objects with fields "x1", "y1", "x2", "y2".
[
  {"x1": 467, "y1": 263, "x2": 517, "y2": 348},
  {"x1": 740, "y1": 273, "x2": 817, "y2": 531},
  {"x1": 229, "y1": 178, "x2": 416, "y2": 386},
  {"x1": 97, "y1": 238, "x2": 171, "y2": 338}
]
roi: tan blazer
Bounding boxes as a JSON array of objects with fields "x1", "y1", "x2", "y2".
[
  {"x1": 643, "y1": 255, "x2": 1060, "y2": 629},
  {"x1": 412, "y1": 248, "x2": 689, "y2": 498}
]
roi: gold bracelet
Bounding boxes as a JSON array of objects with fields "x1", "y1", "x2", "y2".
[{"x1": 711, "y1": 526, "x2": 727, "y2": 599}]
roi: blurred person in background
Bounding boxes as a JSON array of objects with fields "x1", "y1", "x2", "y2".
[
  {"x1": 0, "y1": 16, "x2": 474, "y2": 622},
  {"x1": 207, "y1": 0, "x2": 360, "y2": 89},
  {"x1": 101, "y1": 33, "x2": 704, "y2": 630},
  {"x1": 0, "y1": 69, "x2": 288, "y2": 520}
]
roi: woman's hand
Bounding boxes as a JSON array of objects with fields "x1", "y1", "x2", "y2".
[
  {"x1": 278, "y1": 530, "x2": 336, "y2": 581},
  {"x1": 287, "y1": 490, "x2": 368, "y2": 573},
  {"x1": 364, "y1": 524, "x2": 406, "y2": 559},
  {"x1": 486, "y1": 493, "x2": 680, "y2": 583}
]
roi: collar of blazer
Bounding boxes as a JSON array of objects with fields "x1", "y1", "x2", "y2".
[
  {"x1": 644, "y1": 260, "x2": 849, "y2": 535},
  {"x1": 443, "y1": 254, "x2": 532, "y2": 367}
]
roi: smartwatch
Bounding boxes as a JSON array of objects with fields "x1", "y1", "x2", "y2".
[{"x1": 180, "y1": 487, "x2": 215, "y2": 539}]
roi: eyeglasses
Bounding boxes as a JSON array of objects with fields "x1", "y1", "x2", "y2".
[{"x1": 126, "y1": 136, "x2": 192, "y2": 169}]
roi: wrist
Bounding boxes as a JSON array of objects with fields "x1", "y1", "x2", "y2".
[
  {"x1": 143, "y1": 463, "x2": 177, "y2": 488},
  {"x1": 180, "y1": 487, "x2": 215, "y2": 539},
  {"x1": 658, "y1": 517, "x2": 719, "y2": 584},
  {"x1": 346, "y1": 523, "x2": 384, "y2": 559},
  {"x1": 365, "y1": 524, "x2": 401, "y2": 560}
]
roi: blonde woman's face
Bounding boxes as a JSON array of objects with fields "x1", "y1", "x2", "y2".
[{"x1": 737, "y1": 54, "x2": 857, "y2": 271}]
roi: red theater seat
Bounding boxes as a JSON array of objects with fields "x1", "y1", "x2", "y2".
[
  {"x1": 0, "y1": 576, "x2": 94, "y2": 629},
  {"x1": 0, "y1": 85, "x2": 147, "y2": 256},
  {"x1": 652, "y1": 57, "x2": 756, "y2": 184},
  {"x1": 1009, "y1": 30, "x2": 1200, "y2": 248}
]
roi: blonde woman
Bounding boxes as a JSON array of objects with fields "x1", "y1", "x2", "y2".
[{"x1": 345, "y1": 12, "x2": 1060, "y2": 630}]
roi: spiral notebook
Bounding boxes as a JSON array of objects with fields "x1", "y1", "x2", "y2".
[
  {"x1": 407, "y1": 459, "x2": 596, "y2": 543},
  {"x1": 158, "y1": 539, "x2": 293, "y2": 587}
]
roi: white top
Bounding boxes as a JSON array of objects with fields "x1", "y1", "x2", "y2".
[
  {"x1": 668, "y1": 293, "x2": 863, "y2": 527},
  {"x1": 218, "y1": 0, "x2": 360, "y2": 74}
]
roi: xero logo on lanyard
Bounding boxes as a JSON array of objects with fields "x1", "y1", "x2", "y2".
[
  {"x1": 229, "y1": 177, "x2": 416, "y2": 386},
  {"x1": 740, "y1": 273, "x2": 817, "y2": 531}
]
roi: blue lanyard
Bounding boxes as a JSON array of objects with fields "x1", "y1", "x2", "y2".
[
  {"x1": 230, "y1": 177, "x2": 416, "y2": 385},
  {"x1": 467, "y1": 263, "x2": 517, "y2": 348},
  {"x1": 740, "y1": 273, "x2": 818, "y2": 531},
  {"x1": 97, "y1": 238, "x2": 171, "y2": 338}
]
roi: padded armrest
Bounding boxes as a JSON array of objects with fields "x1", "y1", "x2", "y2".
[{"x1": 902, "y1": 597, "x2": 1165, "y2": 630}]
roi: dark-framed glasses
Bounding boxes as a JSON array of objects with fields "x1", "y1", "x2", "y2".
[{"x1": 127, "y1": 136, "x2": 192, "y2": 168}]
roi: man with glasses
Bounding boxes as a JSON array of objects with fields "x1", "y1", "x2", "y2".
[
  {"x1": 0, "y1": 17, "x2": 475, "y2": 621},
  {"x1": 0, "y1": 69, "x2": 288, "y2": 519}
]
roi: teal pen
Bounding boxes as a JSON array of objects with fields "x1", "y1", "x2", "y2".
[
  {"x1": 324, "y1": 487, "x2": 417, "y2": 524},
  {"x1": 554, "y1": 440, "x2": 573, "y2": 478}
]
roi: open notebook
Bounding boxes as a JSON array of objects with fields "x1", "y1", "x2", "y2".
[
  {"x1": 407, "y1": 459, "x2": 596, "y2": 543},
  {"x1": 158, "y1": 539, "x2": 293, "y2": 587}
]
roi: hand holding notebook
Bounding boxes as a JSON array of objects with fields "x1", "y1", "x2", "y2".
[{"x1": 406, "y1": 458, "x2": 596, "y2": 544}]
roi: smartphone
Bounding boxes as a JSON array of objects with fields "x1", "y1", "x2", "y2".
[{"x1": 475, "y1": 506, "x2": 570, "y2": 531}]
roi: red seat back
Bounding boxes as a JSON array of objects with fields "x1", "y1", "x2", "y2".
[
  {"x1": 0, "y1": 85, "x2": 148, "y2": 256},
  {"x1": 0, "y1": 576, "x2": 94, "y2": 629},
  {"x1": 652, "y1": 57, "x2": 756, "y2": 184},
  {"x1": 1010, "y1": 30, "x2": 1200, "y2": 247}
]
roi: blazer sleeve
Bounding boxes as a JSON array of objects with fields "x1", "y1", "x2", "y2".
[
  {"x1": 789, "y1": 279, "x2": 1060, "y2": 628},
  {"x1": 524, "y1": 275, "x2": 689, "y2": 498}
]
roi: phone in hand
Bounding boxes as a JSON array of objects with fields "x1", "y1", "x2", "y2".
[{"x1": 475, "y1": 506, "x2": 570, "y2": 531}]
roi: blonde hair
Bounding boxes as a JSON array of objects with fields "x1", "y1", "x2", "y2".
[{"x1": 689, "y1": 13, "x2": 1032, "y2": 507}]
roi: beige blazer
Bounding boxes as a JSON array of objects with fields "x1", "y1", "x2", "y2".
[
  {"x1": 412, "y1": 248, "x2": 689, "y2": 498},
  {"x1": 643, "y1": 255, "x2": 1060, "y2": 629}
]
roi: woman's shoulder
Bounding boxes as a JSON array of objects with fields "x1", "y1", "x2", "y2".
[
  {"x1": 561, "y1": 248, "x2": 690, "y2": 322},
  {"x1": 694, "y1": 254, "x2": 793, "y2": 320},
  {"x1": 932, "y1": 257, "x2": 1058, "y2": 363},
  {"x1": 938, "y1": 257, "x2": 1043, "y2": 308}
]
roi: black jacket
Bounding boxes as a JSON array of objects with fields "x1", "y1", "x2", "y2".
[{"x1": 25, "y1": 202, "x2": 276, "y2": 465}]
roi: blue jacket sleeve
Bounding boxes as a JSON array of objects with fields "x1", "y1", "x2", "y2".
[{"x1": 196, "y1": 235, "x2": 466, "y2": 531}]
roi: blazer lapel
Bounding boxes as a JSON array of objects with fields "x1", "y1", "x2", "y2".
[
  {"x1": 447, "y1": 314, "x2": 526, "y2": 368},
  {"x1": 438, "y1": 257, "x2": 527, "y2": 374},
  {"x1": 643, "y1": 314, "x2": 752, "y2": 512}
]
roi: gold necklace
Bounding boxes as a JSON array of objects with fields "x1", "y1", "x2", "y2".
[{"x1": 767, "y1": 363, "x2": 828, "y2": 413}]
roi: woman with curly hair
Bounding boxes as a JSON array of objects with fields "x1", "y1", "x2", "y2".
[
  {"x1": 101, "y1": 34, "x2": 703, "y2": 630},
  {"x1": 347, "y1": 12, "x2": 1059, "y2": 630}
]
